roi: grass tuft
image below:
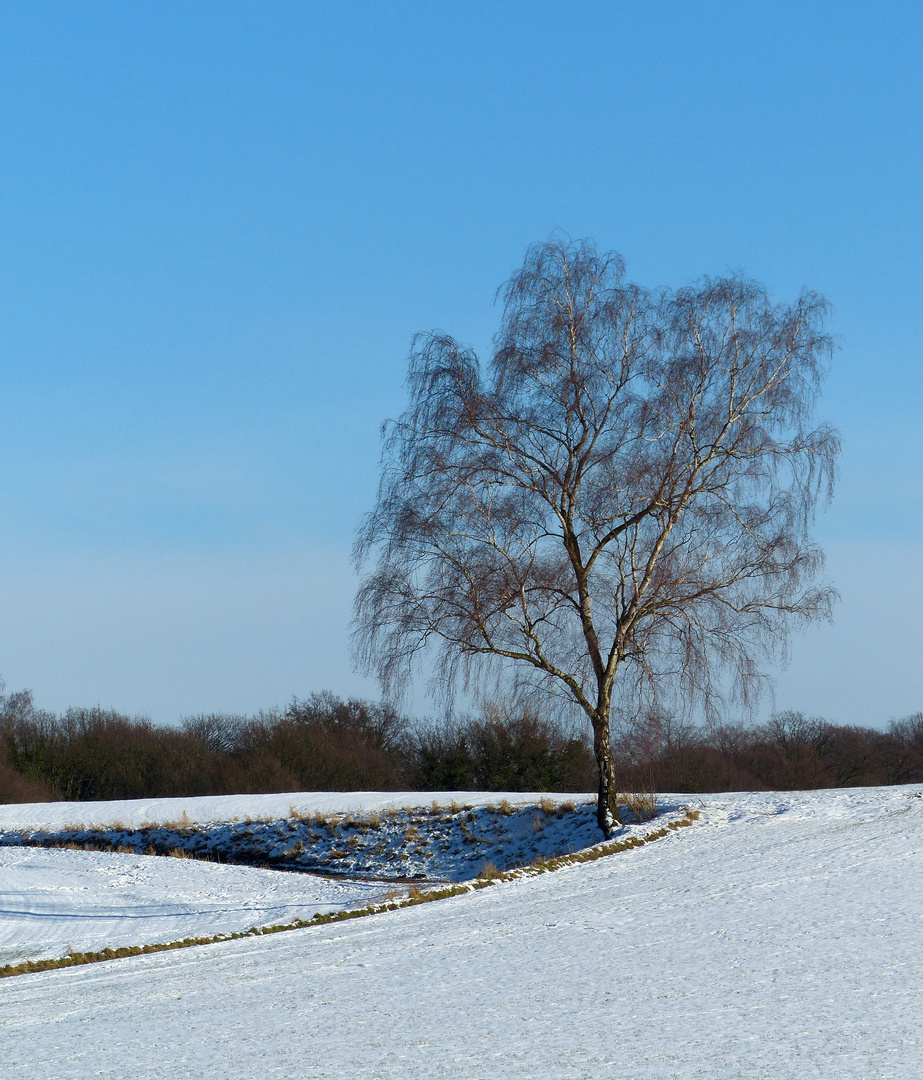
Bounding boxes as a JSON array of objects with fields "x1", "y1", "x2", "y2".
[{"x1": 620, "y1": 790, "x2": 659, "y2": 821}]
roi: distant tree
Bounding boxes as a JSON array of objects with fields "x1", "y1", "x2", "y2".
[
  {"x1": 356, "y1": 238, "x2": 838, "y2": 832},
  {"x1": 885, "y1": 713, "x2": 923, "y2": 783},
  {"x1": 408, "y1": 699, "x2": 595, "y2": 793}
]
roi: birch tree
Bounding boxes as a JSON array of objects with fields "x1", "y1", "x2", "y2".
[{"x1": 354, "y1": 238, "x2": 839, "y2": 834}]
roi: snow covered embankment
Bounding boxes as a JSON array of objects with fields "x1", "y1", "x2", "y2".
[
  {"x1": 0, "y1": 795, "x2": 655, "y2": 882},
  {"x1": 0, "y1": 792, "x2": 691, "y2": 969},
  {"x1": 0, "y1": 846, "x2": 387, "y2": 968}
]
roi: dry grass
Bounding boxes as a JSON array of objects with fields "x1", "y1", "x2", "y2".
[
  {"x1": 162, "y1": 811, "x2": 193, "y2": 831},
  {"x1": 620, "y1": 790, "x2": 659, "y2": 821},
  {"x1": 477, "y1": 860, "x2": 502, "y2": 880}
]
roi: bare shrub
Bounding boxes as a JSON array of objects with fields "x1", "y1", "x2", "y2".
[{"x1": 620, "y1": 790, "x2": 658, "y2": 821}]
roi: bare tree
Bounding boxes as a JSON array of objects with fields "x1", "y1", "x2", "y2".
[{"x1": 354, "y1": 238, "x2": 839, "y2": 834}]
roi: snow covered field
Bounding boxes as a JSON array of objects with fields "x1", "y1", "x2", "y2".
[
  {"x1": 0, "y1": 792, "x2": 613, "y2": 966},
  {"x1": 0, "y1": 791, "x2": 611, "y2": 884},
  {"x1": 1, "y1": 785, "x2": 922, "y2": 1078},
  {"x1": 0, "y1": 847, "x2": 387, "y2": 966},
  {"x1": 0, "y1": 789, "x2": 591, "y2": 831}
]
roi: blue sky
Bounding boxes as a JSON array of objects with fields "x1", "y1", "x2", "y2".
[{"x1": 0, "y1": 1, "x2": 920, "y2": 726}]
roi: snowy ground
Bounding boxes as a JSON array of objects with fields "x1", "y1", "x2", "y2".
[
  {"x1": 0, "y1": 792, "x2": 617, "y2": 883},
  {"x1": 0, "y1": 792, "x2": 617, "y2": 965},
  {"x1": 0, "y1": 847, "x2": 387, "y2": 966},
  {"x1": 1, "y1": 785, "x2": 922, "y2": 1078},
  {"x1": 0, "y1": 790, "x2": 592, "y2": 831}
]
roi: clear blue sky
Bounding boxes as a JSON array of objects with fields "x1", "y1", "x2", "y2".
[{"x1": 1, "y1": 1, "x2": 920, "y2": 726}]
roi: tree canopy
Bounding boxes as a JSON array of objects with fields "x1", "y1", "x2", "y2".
[{"x1": 354, "y1": 238, "x2": 839, "y2": 832}]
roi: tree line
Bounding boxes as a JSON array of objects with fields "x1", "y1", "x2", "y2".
[{"x1": 1, "y1": 683, "x2": 920, "y2": 804}]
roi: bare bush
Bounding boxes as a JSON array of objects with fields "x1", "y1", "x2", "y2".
[
  {"x1": 2, "y1": 671, "x2": 915, "y2": 804},
  {"x1": 407, "y1": 700, "x2": 595, "y2": 792}
]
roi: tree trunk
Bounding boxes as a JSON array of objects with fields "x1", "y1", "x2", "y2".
[{"x1": 592, "y1": 712, "x2": 621, "y2": 836}]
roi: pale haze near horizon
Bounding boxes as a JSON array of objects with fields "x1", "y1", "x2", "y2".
[{"x1": 0, "y1": 2, "x2": 920, "y2": 729}]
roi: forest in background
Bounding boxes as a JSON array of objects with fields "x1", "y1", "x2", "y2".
[{"x1": 1, "y1": 684, "x2": 921, "y2": 805}]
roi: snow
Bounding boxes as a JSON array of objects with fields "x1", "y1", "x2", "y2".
[
  {"x1": 0, "y1": 847, "x2": 386, "y2": 966},
  {"x1": 0, "y1": 789, "x2": 590, "y2": 831},
  {"x1": 1, "y1": 785, "x2": 922, "y2": 1078},
  {"x1": 0, "y1": 795, "x2": 616, "y2": 884},
  {"x1": 0, "y1": 793, "x2": 615, "y2": 966}
]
